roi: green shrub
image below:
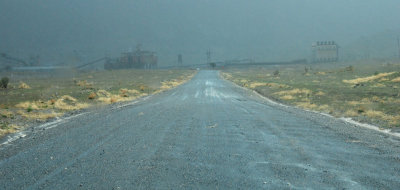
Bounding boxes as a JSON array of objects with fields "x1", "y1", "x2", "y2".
[
  {"x1": 0, "y1": 77, "x2": 9, "y2": 88},
  {"x1": 27, "y1": 106, "x2": 33, "y2": 112},
  {"x1": 273, "y1": 70, "x2": 280, "y2": 77}
]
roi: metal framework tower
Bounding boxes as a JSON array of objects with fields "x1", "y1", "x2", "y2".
[
  {"x1": 178, "y1": 54, "x2": 182, "y2": 66},
  {"x1": 206, "y1": 49, "x2": 211, "y2": 64}
]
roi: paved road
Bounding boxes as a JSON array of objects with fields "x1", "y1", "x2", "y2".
[{"x1": 1, "y1": 70, "x2": 400, "y2": 189}]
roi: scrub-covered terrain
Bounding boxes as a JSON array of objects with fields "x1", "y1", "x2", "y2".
[
  {"x1": 0, "y1": 69, "x2": 196, "y2": 137},
  {"x1": 222, "y1": 60, "x2": 400, "y2": 130}
]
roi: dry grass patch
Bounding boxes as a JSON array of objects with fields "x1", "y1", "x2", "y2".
[
  {"x1": 0, "y1": 123, "x2": 19, "y2": 136},
  {"x1": 17, "y1": 110, "x2": 63, "y2": 121},
  {"x1": 18, "y1": 82, "x2": 31, "y2": 89},
  {"x1": 54, "y1": 95, "x2": 89, "y2": 110},
  {"x1": 281, "y1": 95, "x2": 295, "y2": 100},
  {"x1": 317, "y1": 104, "x2": 330, "y2": 111},
  {"x1": 75, "y1": 80, "x2": 93, "y2": 88},
  {"x1": 371, "y1": 83, "x2": 386, "y2": 88},
  {"x1": 296, "y1": 102, "x2": 318, "y2": 110},
  {"x1": 160, "y1": 80, "x2": 184, "y2": 90},
  {"x1": 343, "y1": 72, "x2": 396, "y2": 84},
  {"x1": 344, "y1": 110, "x2": 359, "y2": 117},
  {"x1": 274, "y1": 88, "x2": 311, "y2": 96},
  {"x1": 97, "y1": 89, "x2": 111, "y2": 98},
  {"x1": 120, "y1": 88, "x2": 140, "y2": 95},
  {"x1": 389, "y1": 115, "x2": 400, "y2": 126},
  {"x1": 0, "y1": 109, "x2": 14, "y2": 118},
  {"x1": 221, "y1": 73, "x2": 233, "y2": 80},
  {"x1": 16, "y1": 101, "x2": 48, "y2": 110},
  {"x1": 391, "y1": 77, "x2": 400, "y2": 82},
  {"x1": 249, "y1": 82, "x2": 267, "y2": 89},
  {"x1": 347, "y1": 101, "x2": 363, "y2": 106},
  {"x1": 364, "y1": 110, "x2": 387, "y2": 119}
]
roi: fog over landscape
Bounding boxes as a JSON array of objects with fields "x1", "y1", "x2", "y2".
[{"x1": 1, "y1": 0, "x2": 400, "y2": 66}]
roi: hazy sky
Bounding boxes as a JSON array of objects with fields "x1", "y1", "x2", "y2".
[{"x1": 1, "y1": 0, "x2": 399, "y2": 65}]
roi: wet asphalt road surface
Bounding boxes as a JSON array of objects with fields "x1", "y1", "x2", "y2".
[{"x1": 1, "y1": 70, "x2": 400, "y2": 189}]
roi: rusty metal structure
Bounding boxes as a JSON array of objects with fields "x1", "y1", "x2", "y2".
[
  {"x1": 105, "y1": 47, "x2": 157, "y2": 70},
  {"x1": 311, "y1": 41, "x2": 339, "y2": 63}
]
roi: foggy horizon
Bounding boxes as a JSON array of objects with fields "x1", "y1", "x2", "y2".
[{"x1": 1, "y1": 0, "x2": 400, "y2": 66}]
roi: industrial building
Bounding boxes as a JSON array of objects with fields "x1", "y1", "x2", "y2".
[
  {"x1": 0, "y1": 53, "x2": 27, "y2": 70},
  {"x1": 104, "y1": 47, "x2": 157, "y2": 70},
  {"x1": 311, "y1": 41, "x2": 339, "y2": 63}
]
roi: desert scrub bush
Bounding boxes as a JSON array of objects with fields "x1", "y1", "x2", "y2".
[
  {"x1": 345, "y1": 66, "x2": 354, "y2": 72},
  {"x1": 140, "y1": 85, "x2": 146, "y2": 91},
  {"x1": 0, "y1": 122, "x2": 8, "y2": 130},
  {"x1": 88, "y1": 92, "x2": 97, "y2": 99},
  {"x1": 273, "y1": 70, "x2": 280, "y2": 77},
  {"x1": 0, "y1": 77, "x2": 9, "y2": 88},
  {"x1": 0, "y1": 110, "x2": 13, "y2": 118},
  {"x1": 26, "y1": 106, "x2": 33, "y2": 113},
  {"x1": 304, "y1": 66, "x2": 309, "y2": 74}
]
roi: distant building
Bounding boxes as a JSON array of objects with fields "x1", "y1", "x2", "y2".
[
  {"x1": 0, "y1": 53, "x2": 27, "y2": 70},
  {"x1": 104, "y1": 47, "x2": 157, "y2": 70},
  {"x1": 311, "y1": 41, "x2": 339, "y2": 63}
]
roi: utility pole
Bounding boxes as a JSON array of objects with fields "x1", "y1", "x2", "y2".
[
  {"x1": 178, "y1": 54, "x2": 182, "y2": 66},
  {"x1": 397, "y1": 37, "x2": 400, "y2": 59},
  {"x1": 206, "y1": 49, "x2": 211, "y2": 65}
]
